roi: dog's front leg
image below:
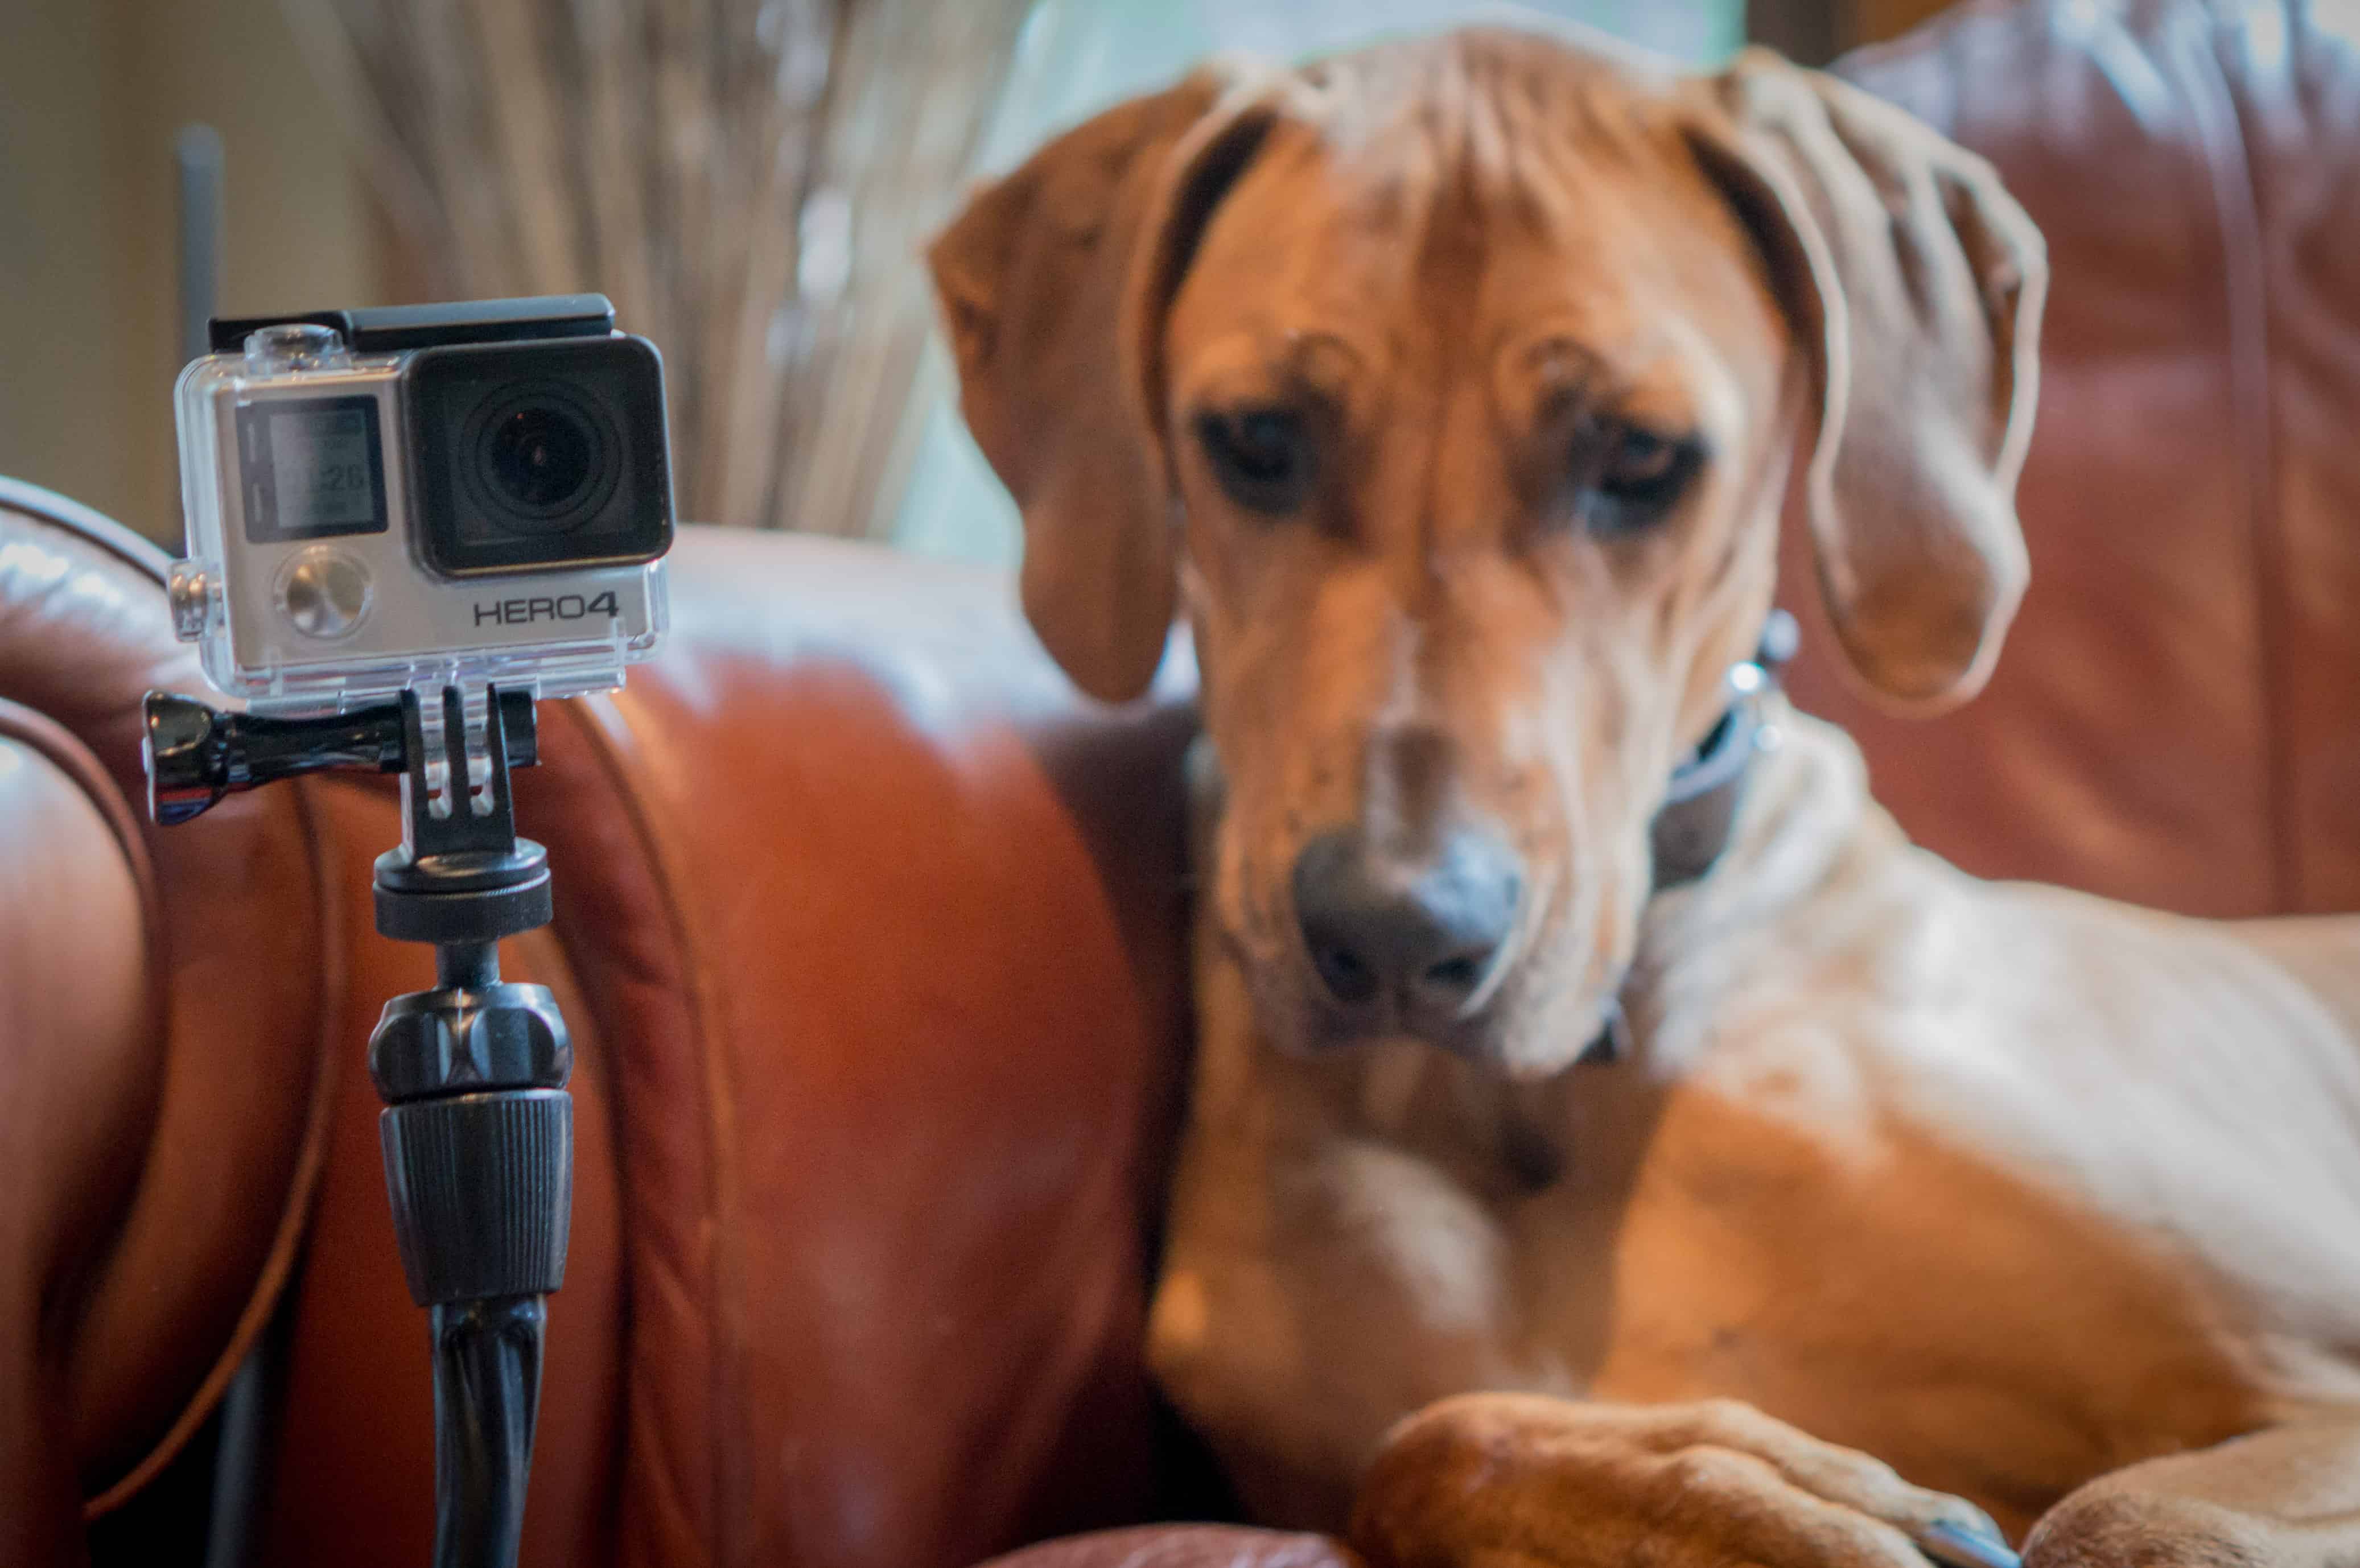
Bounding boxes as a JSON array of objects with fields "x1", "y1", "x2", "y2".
[
  {"x1": 1350, "y1": 1393, "x2": 2007, "y2": 1568},
  {"x1": 2024, "y1": 1414, "x2": 2360, "y2": 1568}
]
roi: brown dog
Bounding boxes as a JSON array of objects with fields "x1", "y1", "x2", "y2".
[{"x1": 929, "y1": 26, "x2": 2360, "y2": 1568}]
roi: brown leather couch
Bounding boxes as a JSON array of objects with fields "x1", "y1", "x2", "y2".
[{"x1": 6, "y1": 1, "x2": 2355, "y2": 1563}]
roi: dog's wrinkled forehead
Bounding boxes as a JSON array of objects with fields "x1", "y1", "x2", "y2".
[
  {"x1": 1158, "y1": 37, "x2": 1770, "y2": 467},
  {"x1": 1297, "y1": 29, "x2": 1673, "y2": 183},
  {"x1": 1208, "y1": 34, "x2": 1698, "y2": 295}
]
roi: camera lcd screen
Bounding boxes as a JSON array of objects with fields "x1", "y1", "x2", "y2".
[{"x1": 238, "y1": 395, "x2": 389, "y2": 543}]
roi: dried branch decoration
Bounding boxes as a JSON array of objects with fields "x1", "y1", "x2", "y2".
[{"x1": 282, "y1": 0, "x2": 1033, "y2": 536}]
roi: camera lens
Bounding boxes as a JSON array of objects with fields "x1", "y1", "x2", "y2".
[
  {"x1": 485, "y1": 404, "x2": 594, "y2": 512},
  {"x1": 409, "y1": 334, "x2": 671, "y2": 577},
  {"x1": 459, "y1": 382, "x2": 621, "y2": 537}
]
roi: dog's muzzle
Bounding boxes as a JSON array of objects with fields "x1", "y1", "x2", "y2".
[
  {"x1": 1290, "y1": 822, "x2": 1524, "y2": 1037},
  {"x1": 1275, "y1": 610, "x2": 1798, "y2": 1068}
]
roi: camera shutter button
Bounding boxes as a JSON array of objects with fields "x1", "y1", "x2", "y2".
[{"x1": 278, "y1": 547, "x2": 373, "y2": 640}]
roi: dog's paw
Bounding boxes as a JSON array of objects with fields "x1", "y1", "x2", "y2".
[
  {"x1": 1349, "y1": 1393, "x2": 2006, "y2": 1568},
  {"x1": 2024, "y1": 1486, "x2": 2264, "y2": 1568}
]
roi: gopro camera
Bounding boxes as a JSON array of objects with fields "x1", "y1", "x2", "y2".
[{"x1": 171, "y1": 294, "x2": 672, "y2": 713}]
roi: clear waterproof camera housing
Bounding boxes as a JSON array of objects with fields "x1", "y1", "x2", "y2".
[{"x1": 171, "y1": 294, "x2": 672, "y2": 713}]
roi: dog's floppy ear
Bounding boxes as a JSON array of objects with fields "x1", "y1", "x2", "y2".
[
  {"x1": 929, "y1": 65, "x2": 1275, "y2": 702},
  {"x1": 1685, "y1": 50, "x2": 2045, "y2": 711}
]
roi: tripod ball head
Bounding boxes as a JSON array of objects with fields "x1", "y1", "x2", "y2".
[{"x1": 372, "y1": 981, "x2": 571, "y2": 1101}]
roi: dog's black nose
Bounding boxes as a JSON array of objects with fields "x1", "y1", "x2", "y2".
[{"x1": 1291, "y1": 826, "x2": 1522, "y2": 1017}]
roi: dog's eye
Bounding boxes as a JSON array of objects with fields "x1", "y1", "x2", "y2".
[
  {"x1": 1580, "y1": 423, "x2": 1703, "y2": 536},
  {"x1": 1196, "y1": 408, "x2": 1313, "y2": 514}
]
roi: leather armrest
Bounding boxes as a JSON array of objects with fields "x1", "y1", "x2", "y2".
[
  {"x1": 0, "y1": 481, "x2": 340, "y2": 1561},
  {"x1": 2, "y1": 466, "x2": 1208, "y2": 1567},
  {"x1": 0, "y1": 703, "x2": 153, "y2": 1565}
]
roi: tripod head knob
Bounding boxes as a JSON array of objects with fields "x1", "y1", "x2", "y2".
[{"x1": 143, "y1": 692, "x2": 234, "y2": 825}]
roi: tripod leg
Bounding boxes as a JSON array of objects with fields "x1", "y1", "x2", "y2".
[
  {"x1": 374, "y1": 950, "x2": 573, "y2": 1568},
  {"x1": 430, "y1": 1294, "x2": 545, "y2": 1568}
]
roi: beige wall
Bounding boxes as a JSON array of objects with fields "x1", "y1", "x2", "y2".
[{"x1": 0, "y1": 0, "x2": 383, "y2": 544}]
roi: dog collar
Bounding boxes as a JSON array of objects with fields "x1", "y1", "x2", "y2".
[
  {"x1": 1583, "y1": 610, "x2": 1797, "y2": 1067},
  {"x1": 1650, "y1": 608, "x2": 1798, "y2": 892}
]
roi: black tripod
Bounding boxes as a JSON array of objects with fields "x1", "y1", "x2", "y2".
[{"x1": 146, "y1": 683, "x2": 573, "y2": 1568}]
